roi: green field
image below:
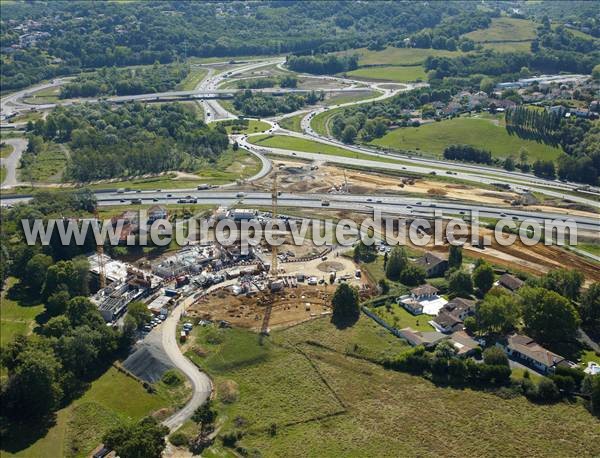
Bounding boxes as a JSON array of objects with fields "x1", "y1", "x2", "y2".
[
  {"x1": 311, "y1": 108, "x2": 342, "y2": 136},
  {"x1": 339, "y1": 47, "x2": 462, "y2": 66},
  {"x1": 186, "y1": 317, "x2": 600, "y2": 457},
  {"x1": 10, "y1": 110, "x2": 44, "y2": 124},
  {"x1": 480, "y1": 40, "x2": 534, "y2": 52},
  {"x1": 325, "y1": 90, "x2": 381, "y2": 105},
  {"x1": 346, "y1": 65, "x2": 426, "y2": 82},
  {"x1": 371, "y1": 116, "x2": 563, "y2": 160},
  {"x1": 248, "y1": 134, "x2": 398, "y2": 164},
  {"x1": 279, "y1": 112, "x2": 306, "y2": 133},
  {"x1": 370, "y1": 303, "x2": 435, "y2": 332},
  {"x1": 0, "y1": 278, "x2": 45, "y2": 347},
  {"x1": 1, "y1": 366, "x2": 181, "y2": 458},
  {"x1": 464, "y1": 17, "x2": 537, "y2": 43},
  {"x1": 1, "y1": 165, "x2": 6, "y2": 184},
  {"x1": 223, "y1": 119, "x2": 271, "y2": 135},
  {"x1": 19, "y1": 144, "x2": 67, "y2": 183},
  {"x1": 22, "y1": 86, "x2": 61, "y2": 104},
  {"x1": 175, "y1": 67, "x2": 208, "y2": 90}
]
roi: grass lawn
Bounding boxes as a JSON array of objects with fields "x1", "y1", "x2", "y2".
[
  {"x1": 186, "y1": 316, "x2": 600, "y2": 457},
  {"x1": 1, "y1": 142, "x2": 15, "y2": 158},
  {"x1": 0, "y1": 278, "x2": 45, "y2": 347},
  {"x1": 338, "y1": 47, "x2": 462, "y2": 66},
  {"x1": 223, "y1": 119, "x2": 270, "y2": 135},
  {"x1": 22, "y1": 86, "x2": 61, "y2": 104},
  {"x1": 248, "y1": 134, "x2": 399, "y2": 165},
  {"x1": 175, "y1": 67, "x2": 208, "y2": 90},
  {"x1": 1, "y1": 165, "x2": 6, "y2": 185},
  {"x1": 346, "y1": 65, "x2": 426, "y2": 82},
  {"x1": 572, "y1": 243, "x2": 600, "y2": 257},
  {"x1": 279, "y1": 112, "x2": 306, "y2": 133},
  {"x1": 217, "y1": 99, "x2": 239, "y2": 116},
  {"x1": 370, "y1": 303, "x2": 435, "y2": 332},
  {"x1": 371, "y1": 115, "x2": 563, "y2": 161},
  {"x1": 463, "y1": 17, "x2": 537, "y2": 42}
]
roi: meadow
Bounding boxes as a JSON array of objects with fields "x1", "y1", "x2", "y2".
[
  {"x1": 371, "y1": 116, "x2": 563, "y2": 161},
  {"x1": 279, "y1": 112, "x2": 306, "y2": 133},
  {"x1": 463, "y1": 17, "x2": 537, "y2": 43},
  {"x1": 339, "y1": 47, "x2": 462, "y2": 66},
  {"x1": 186, "y1": 316, "x2": 600, "y2": 457},
  {"x1": 346, "y1": 65, "x2": 426, "y2": 82}
]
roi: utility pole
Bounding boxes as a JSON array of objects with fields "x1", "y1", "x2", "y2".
[{"x1": 270, "y1": 172, "x2": 278, "y2": 276}]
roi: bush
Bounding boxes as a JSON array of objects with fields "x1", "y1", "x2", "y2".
[
  {"x1": 169, "y1": 431, "x2": 190, "y2": 447},
  {"x1": 162, "y1": 369, "x2": 184, "y2": 386},
  {"x1": 483, "y1": 347, "x2": 509, "y2": 367},
  {"x1": 536, "y1": 378, "x2": 560, "y2": 402},
  {"x1": 203, "y1": 327, "x2": 225, "y2": 345}
]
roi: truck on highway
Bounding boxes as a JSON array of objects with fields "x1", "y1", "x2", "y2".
[
  {"x1": 131, "y1": 198, "x2": 142, "y2": 204},
  {"x1": 321, "y1": 199, "x2": 330, "y2": 206}
]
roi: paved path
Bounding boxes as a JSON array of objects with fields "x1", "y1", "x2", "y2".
[
  {"x1": 0, "y1": 137, "x2": 27, "y2": 188},
  {"x1": 161, "y1": 301, "x2": 212, "y2": 431}
]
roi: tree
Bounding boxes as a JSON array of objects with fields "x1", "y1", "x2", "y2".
[
  {"x1": 103, "y1": 417, "x2": 169, "y2": 458},
  {"x1": 503, "y1": 156, "x2": 516, "y2": 171},
  {"x1": 4, "y1": 347, "x2": 63, "y2": 419},
  {"x1": 540, "y1": 268, "x2": 584, "y2": 301},
  {"x1": 483, "y1": 347, "x2": 509, "y2": 366},
  {"x1": 127, "y1": 301, "x2": 152, "y2": 329},
  {"x1": 472, "y1": 262, "x2": 494, "y2": 295},
  {"x1": 448, "y1": 244, "x2": 462, "y2": 269},
  {"x1": 448, "y1": 270, "x2": 473, "y2": 298},
  {"x1": 579, "y1": 282, "x2": 600, "y2": 338},
  {"x1": 592, "y1": 64, "x2": 600, "y2": 82},
  {"x1": 385, "y1": 247, "x2": 408, "y2": 281},
  {"x1": 65, "y1": 296, "x2": 104, "y2": 328},
  {"x1": 399, "y1": 265, "x2": 426, "y2": 286},
  {"x1": 353, "y1": 240, "x2": 376, "y2": 262},
  {"x1": 331, "y1": 283, "x2": 360, "y2": 328},
  {"x1": 521, "y1": 287, "x2": 581, "y2": 347},
  {"x1": 46, "y1": 289, "x2": 71, "y2": 316},
  {"x1": 24, "y1": 253, "x2": 53, "y2": 295},
  {"x1": 477, "y1": 290, "x2": 520, "y2": 335},
  {"x1": 479, "y1": 77, "x2": 494, "y2": 95},
  {"x1": 341, "y1": 125, "x2": 357, "y2": 144},
  {"x1": 378, "y1": 278, "x2": 390, "y2": 294},
  {"x1": 192, "y1": 400, "x2": 217, "y2": 426}
]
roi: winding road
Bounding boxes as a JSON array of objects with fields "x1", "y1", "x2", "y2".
[{"x1": 0, "y1": 137, "x2": 27, "y2": 188}]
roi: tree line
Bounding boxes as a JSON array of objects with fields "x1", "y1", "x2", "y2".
[
  {"x1": 443, "y1": 144, "x2": 493, "y2": 164},
  {"x1": 286, "y1": 53, "x2": 359, "y2": 75}
]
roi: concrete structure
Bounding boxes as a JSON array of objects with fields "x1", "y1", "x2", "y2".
[{"x1": 400, "y1": 284, "x2": 447, "y2": 315}]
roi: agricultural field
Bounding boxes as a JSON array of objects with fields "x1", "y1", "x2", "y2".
[
  {"x1": 279, "y1": 112, "x2": 306, "y2": 133},
  {"x1": 463, "y1": 17, "x2": 537, "y2": 43},
  {"x1": 248, "y1": 134, "x2": 398, "y2": 164},
  {"x1": 1, "y1": 366, "x2": 186, "y2": 458},
  {"x1": 346, "y1": 65, "x2": 426, "y2": 82},
  {"x1": 185, "y1": 317, "x2": 600, "y2": 457},
  {"x1": 371, "y1": 115, "x2": 563, "y2": 161}
]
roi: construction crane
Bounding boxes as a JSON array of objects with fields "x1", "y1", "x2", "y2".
[
  {"x1": 270, "y1": 171, "x2": 278, "y2": 276},
  {"x1": 260, "y1": 172, "x2": 280, "y2": 336},
  {"x1": 93, "y1": 207, "x2": 106, "y2": 289}
]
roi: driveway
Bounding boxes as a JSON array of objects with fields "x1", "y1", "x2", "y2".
[{"x1": 1, "y1": 137, "x2": 27, "y2": 188}]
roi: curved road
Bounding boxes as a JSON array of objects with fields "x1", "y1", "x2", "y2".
[
  {"x1": 161, "y1": 301, "x2": 212, "y2": 431},
  {"x1": 0, "y1": 137, "x2": 27, "y2": 188}
]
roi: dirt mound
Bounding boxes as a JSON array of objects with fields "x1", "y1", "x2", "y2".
[
  {"x1": 317, "y1": 261, "x2": 345, "y2": 272},
  {"x1": 122, "y1": 331, "x2": 174, "y2": 383}
]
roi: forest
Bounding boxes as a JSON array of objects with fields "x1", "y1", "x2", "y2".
[
  {"x1": 1, "y1": 0, "x2": 479, "y2": 90},
  {"x1": 59, "y1": 62, "x2": 190, "y2": 98},
  {"x1": 25, "y1": 102, "x2": 229, "y2": 181},
  {"x1": 286, "y1": 54, "x2": 359, "y2": 74}
]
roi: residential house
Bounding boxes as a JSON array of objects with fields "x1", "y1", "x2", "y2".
[
  {"x1": 431, "y1": 297, "x2": 476, "y2": 333},
  {"x1": 414, "y1": 252, "x2": 448, "y2": 277},
  {"x1": 398, "y1": 327, "x2": 448, "y2": 348},
  {"x1": 497, "y1": 273, "x2": 524, "y2": 292},
  {"x1": 399, "y1": 284, "x2": 447, "y2": 315},
  {"x1": 448, "y1": 330, "x2": 480, "y2": 357},
  {"x1": 498, "y1": 334, "x2": 567, "y2": 374}
]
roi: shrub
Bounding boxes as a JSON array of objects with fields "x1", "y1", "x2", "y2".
[
  {"x1": 169, "y1": 431, "x2": 190, "y2": 447},
  {"x1": 162, "y1": 369, "x2": 184, "y2": 386},
  {"x1": 536, "y1": 378, "x2": 560, "y2": 402},
  {"x1": 483, "y1": 347, "x2": 509, "y2": 367}
]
